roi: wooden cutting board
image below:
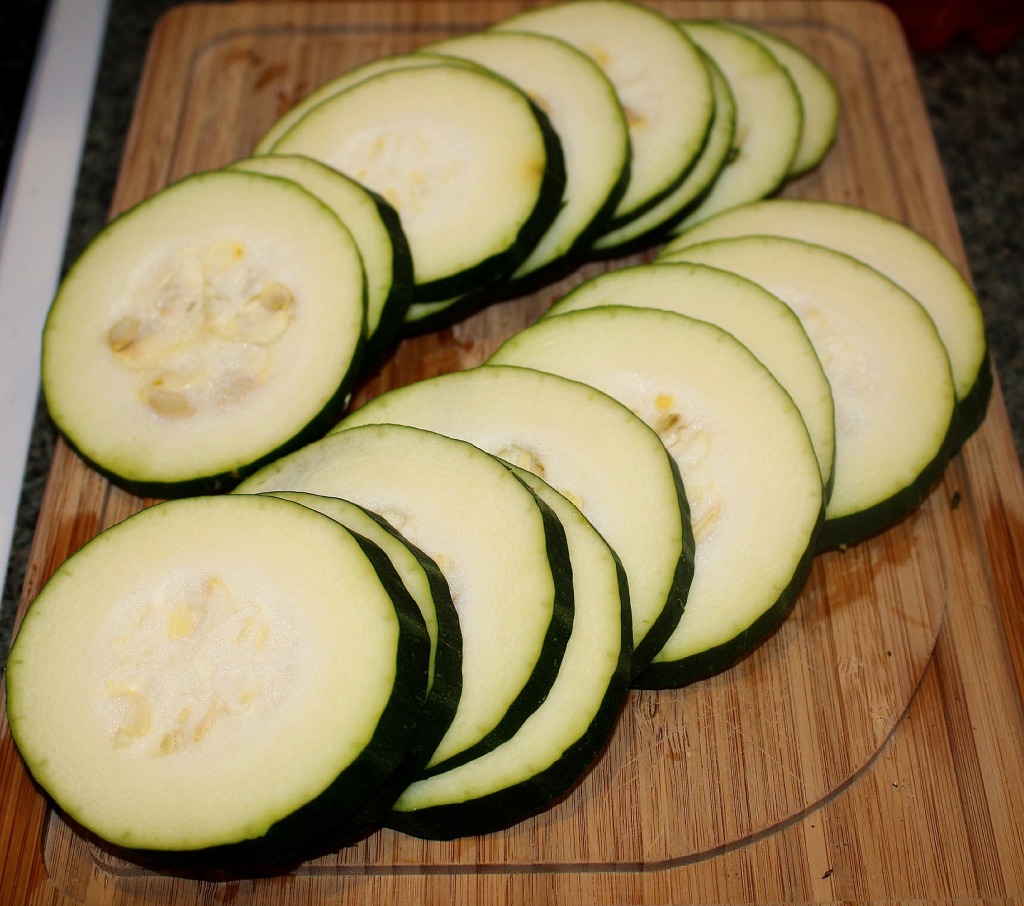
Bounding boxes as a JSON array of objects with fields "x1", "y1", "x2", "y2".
[{"x1": 2, "y1": 1, "x2": 1023, "y2": 903}]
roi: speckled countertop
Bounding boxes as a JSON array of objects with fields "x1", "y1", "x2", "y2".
[{"x1": 1, "y1": 0, "x2": 1022, "y2": 666}]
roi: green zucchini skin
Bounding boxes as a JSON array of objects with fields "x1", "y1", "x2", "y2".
[
  {"x1": 417, "y1": 482, "x2": 576, "y2": 777},
  {"x1": 635, "y1": 505, "x2": 822, "y2": 688},
  {"x1": 57, "y1": 368, "x2": 362, "y2": 499},
  {"x1": 399, "y1": 97, "x2": 567, "y2": 332},
  {"x1": 389, "y1": 468, "x2": 632, "y2": 840},
  {"x1": 258, "y1": 492, "x2": 463, "y2": 842}
]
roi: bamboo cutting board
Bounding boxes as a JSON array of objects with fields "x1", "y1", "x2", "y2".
[{"x1": 2, "y1": 1, "x2": 1024, "y2": 903}]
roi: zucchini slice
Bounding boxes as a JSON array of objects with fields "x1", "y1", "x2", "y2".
[
  {"x1": 236, "y1": 423, "x2": 574, "y2": 774},
  {"x1": 669, "y1": 19, "x2": 803, "y2": 232},
  {"x1": 721, "y1": 22, "x2": 839, "y2": 177},
  {"x1": 500, "y1": 0, "x2": 713, "y2": 229},
  {"x1": 390, "y1": 465, "x2": 631, "y2": 839},
  {"x1": 667, "y1": 235, "x2": 957, "y2": 548},
  {"x1": 40, "y1": 169, "x2": 366, "y2": 498},
  {"x1": 422, "y1": 29, "x2": 630, "y2": 285},
  {"x1": 543, "y1": 261, "x2": 835, "y2": 496},
  {"x1": 590, "y1": 51, "x2": 736, "y2": 257},
  {"x1": 270, "y1": 61, "x2": 565, "y2": 304},
  {"x1": 254, "y1": 52, "x2": 448, "y2": 155},
  {"x1": 4, "y1": 494, "x2": 429, "y2": 868},
  {"x1": 661, "y1": 198, "x2": 991, "y2": 446},
  {"x1": 260, "y1": 490, "x2": 461, "y2": 841},
  {"x1": 336, "y1": 364, "x2": 692, "y2": 677},
  {"x1": 229, "y1": 154, "x2": 412, "y2": 365},
  {"x1": 262, "y1": 491, "x2": 461, "y2": 761},
  {"x1": 490, "y1": 307, "x2": 824, "y2": 687}
]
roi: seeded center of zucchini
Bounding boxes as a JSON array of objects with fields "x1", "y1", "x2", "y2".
[
  {"x1": 342, "y1": 126, "x2": 460, "y2": 218},
  {"x1": 650, "y1": 395, "x2": 720, "y2": 542},
  {"x1": 102, "y1": 576, "x2": 289, "y2": 755},
  {"x1": 106, "y1": 240, "x2": 297, "y2": 420}
]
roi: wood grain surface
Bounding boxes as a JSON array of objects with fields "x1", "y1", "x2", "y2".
[{"x1": 1, "y1": 2, "x2": 1023, "y2": 903}]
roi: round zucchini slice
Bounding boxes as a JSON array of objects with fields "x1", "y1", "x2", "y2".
[
  {"x1": 254, "y1": 52, "x2": 449, "y2": 155},
  {"x1": 40, "y1": 169, "x2": 366, "y2": 498},
  {"x1": 262, "y1": 491, "x2": 461, "y2": 758},
  {"x1": 336, "y1": 364, "x2": 692, "y2": 677},
  {"x1": 590, "y1": 51, "x2": 737, "y2": 257},
  {"x1": 270, "y1": 61, "x2": 565, "y2": 304},
  {"x1": 670, "y1": 19, "x2": 803, "y2": 232},
  {"x1": 4, "y1": 494, "x2": 429, "y2": 868},
  {"x1": 421, "y1": 29, "x2": 630, "y2": 285},
  {"x1": 236, "y1": 423, "x2": 574, "y2": 774},
  {"x1": 491, "y1": 307, "x2": 825, "y2": 687},
  {"x1": 721, "y1": 22, "x2": 839, "y2": 177},
  {"x1": 667, "y1": 235, "x2": 957, "y2": 548},
  {"x1": 501, "y1": 0, "x2": 713, "y2": 229},
  {"x1": 390, "y1": 465, "x2": 631, "y2": 839},
  {"x1": 543, "y1": 261, "x2": 835, "y2": 496},
  {"x1": 228, "y1": 154, "x2": 413, "y2": 365},
  {"x1": 661, "y1": 197, "x2": 991, "y2": 446}
]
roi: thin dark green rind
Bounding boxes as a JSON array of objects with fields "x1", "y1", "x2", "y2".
[
  {"x1": 950, "y1": 346, "x2": 994, "y2": 452},
  {"x1": 635, "y1": 499, "x2": 824, "y2": 689},
  {"x1": 388, "y1": 549, "x2": 632, "y2": 840},
  {"x1": 401, "y1": 146, "x2": 629, "y2": 337},
  {"x1": 53, "y1": 342, "x2": 365, "y2": 500},
  {"x1": 402, "y1": 95, "x2": 567, "y2": 311},
  {"x1": 816, "y1": 415, "x2": 956, "y2": 552},
  {"x1": 256, "y1": 491, "x2": 464, "y2": 782},
  {"x1": 629, "y1": 453, "x2": 695, "y2": 680},
  {"x1": 360, "y1": 188, "x2": 415, "y2": 366},
  {"x1": 417, "y1": 482, "x2": 576, "y2": 778}
]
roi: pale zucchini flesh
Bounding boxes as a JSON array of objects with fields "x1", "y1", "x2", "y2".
[
  {"x1": 722, "y1": 22, "x2": 839, "y2": 177},
  {"x1": 236, "y1": 422, "x2": 574, "y2": 774},
  {"x1": 336, "y1": 364, "x2": 692, "y2": 676},
  {"x1": 670, "y1": 19, "x2": 803, "y2": 232},
  {"x1": 422, "y1": 29, "x2": 630, "y2": 283},
  {"x1": 667, "y1": 235, "x2": 957, "y2": 548},
  {"x1": 229, "y1": 154, "x2": 412, "y2": 364},
  {"x1": 501, "y1": 0, "x2": 714, "y2": 228},
  {"x1": 270, "y1": 62, "x2": 564, "y2": 303},
  {"x1": 661, "y1": 197, "x2": 991, "y2": 445},
  {"x1": 390, "y1": 466, "x2": 631, "y2": 838},
  {"x1": 591, "y1": 51, "x2": 736, "y2": 256},
  {"x1": 490, "y1": 307, "x2": 824, "y2": 687},
  {"x1": 544, "y1": 260, "x2": 836, "y2": 496}
]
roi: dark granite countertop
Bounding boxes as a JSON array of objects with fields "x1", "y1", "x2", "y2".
[{"x1": 1, "y1": 0, "x2": 1022, "y2": 667}]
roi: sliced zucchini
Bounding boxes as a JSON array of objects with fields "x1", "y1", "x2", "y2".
[
  {"x1": 259, "y1": 490, "x2": 461, "y2": 841},
  {"x1": 500, "y1": 0, "x2": 713, "y2": 229},
  {"x1": 254, "y1": 52, "x2": 447, "y2": 155},
  {"x1": 590, "y1": 51, "x2": 736, "y2": 257},
  {"x1": 336, "y1": 364, "x2": 692, "y2": 676},
  {"x1": 236, "y1": 423, "x2": 574, "y2": 774},
  {"x1": 669, "y1": 19, "x2": 803, "y2": 232},
  {"x1": 666, "y1": 235, "x2": 957, "y2": 548},
  {"x1": 270, "y1": 61, "x2": 565, "y2": 304},
  {"x1": 660, "y1": 198, "x2": 991, "y2": 446},
  {"x1": 390, "y1": 465, "x2": 631, "y2": 839},
  {"x1": 40, "y1": 169, "x2": 366, "y2": 498},
  {"x1": 490, "y1": 307, "x2": 824, "y2": 687},
  {"x1": 228, "y1": 154, "x2": 412, "y2": 364},
  {"x1": 262, "y1": 491, "x2": 461, "y2": 759},
  {"x1": 4, "y1": 494, "x2": 429, "y2": 868},
  {"x1": 543, "y1": 261, "x2": 835, "y2": 496},
  {"x1": 722, "y1": 22, "x2": 839, "y2": 177},
  {"x1": 421, "y1": 29, "x2": 630, "y2": 285}
]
